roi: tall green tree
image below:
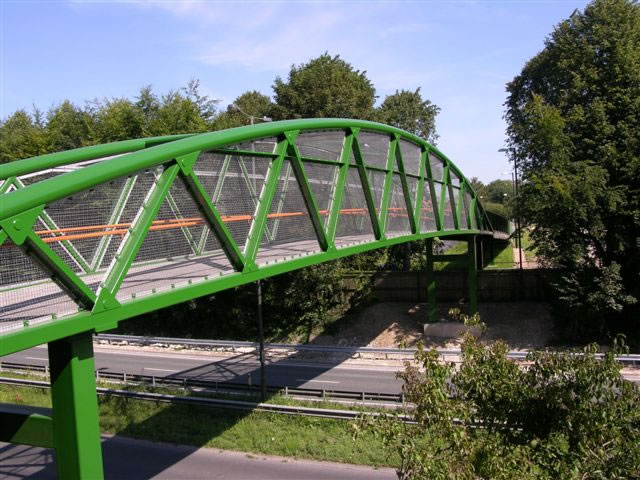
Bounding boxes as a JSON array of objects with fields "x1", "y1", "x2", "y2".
[
  {"x1": 505, "y1": 0, "x2": 640, "y2": 336},
  {"x1": 271, "y1": 53, "x2": 376, "y2": 120},
  {"x1": 0, "y1": 109, "x2": 46, "y2": 163},
  {"x1": 45, "y1": 100, "x2": 95, "y2": 152},
  {"x1": 213, "y1": 90, "x2": 273, "y2": 130},
  {"x1": 94, "y1": 98, "x2": 144, "y2": 143},
  {"x1": 376, "y1": 88, "x2": 440, "y2": 143}
]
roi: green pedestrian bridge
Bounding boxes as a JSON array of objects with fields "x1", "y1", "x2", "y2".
[{"x1": 0, "y1": 119, "x2": 509, "y2": 478}]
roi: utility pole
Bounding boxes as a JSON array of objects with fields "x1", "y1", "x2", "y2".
[{"x1": 256, "y1": 280, "x2": 267, "y2": 402}]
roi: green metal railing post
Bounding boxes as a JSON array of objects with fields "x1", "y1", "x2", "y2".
[
  {"x1": 425, "y1": 238, "x2": 437, "y2": 323},
  {"x1": 467, "y1": 236, "x2": 478, "y2": 314},
  {"x1": 48, "y1": 331, "x2": 104, "y2": 480}
]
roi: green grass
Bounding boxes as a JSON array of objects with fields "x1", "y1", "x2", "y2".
[
  {"x1": 519, "y1": 230, "x2": 537, "y2": 262},
  {"x1": 0, "y1": 383, "x2": 398, "y2": 468},
  {"x1": 434, "y1": 240, "x2": 515, "y2": 270}
]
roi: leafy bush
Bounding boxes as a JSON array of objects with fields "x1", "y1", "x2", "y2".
[{"x1": 359, "y1": 336, "x2": 640, "y2": 479}]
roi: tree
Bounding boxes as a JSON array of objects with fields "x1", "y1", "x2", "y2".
[
  {"x1": 45, "y1": 100, "x2": 95, "y2": 152},
  {"x1": 359, "y1": 336, "x2": 640, "y2": 479},
  {"x1": 271, "y1": 53, "x2": 377, "y2": 120},
  {"x1": 376, "y1": 88, "x2": 440, "y2": 144},
  {"x1": 94, "y1": 98, "x2": 144, "y2": 143},
  {"x1": 0, "y1": 109, "x2": 46, "y2": 163},
  {"x1": 213, "y1": 90, "x2": 274, "y2": 130},
  {"x1": 504, "y1": 0, "x2": 640, "y2": 337}
]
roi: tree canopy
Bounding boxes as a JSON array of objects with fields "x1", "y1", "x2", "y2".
[
  {"x1": 505, "y1": 0, "x2": 640, "y2": 335},
  {"x1": 271, "y1": 53, "x2": 377, "y2": 120},
  {"x1": 376, "y1": 88, "x2": 440, "y2": 144}
]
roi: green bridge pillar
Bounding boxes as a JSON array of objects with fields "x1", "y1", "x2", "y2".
[
  {"x1": 467, "y1": 236, "x2": 478, "y2": 315},
  {"x1": 48, "y1": 332, "x2": 104, "y2": 480},
  {"x1": 426, "y1": 236, "x2": 479, "y2": 322},
  {"x1": 425, "y1": 238, "x2": 437, "y2": 323}
]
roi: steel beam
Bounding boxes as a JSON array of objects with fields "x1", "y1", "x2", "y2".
[{"x1": 48, "y1": 332, "x2": 104, "y2": 480}]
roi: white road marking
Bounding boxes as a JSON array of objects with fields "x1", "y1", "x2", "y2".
[
  {"x1": 144, "y1": 368, "x2": 179, "y2": 373},
  {"x1": 295, "y1": 379, "x2": 340, "y2": 384},
  {"x1": 25, "y1": 357, "x2": 48, "y2": 361}
]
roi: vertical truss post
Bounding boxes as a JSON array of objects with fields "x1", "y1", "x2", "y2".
[
  {"x1": 425, "y1": 151, "x2": 442, "y2": 232},
  {"x1": 48, "y1": 332, "x2": 104, "y2": 480},
  {"x1": 351, "y1": 129, "x2": 382, "y2": 240},
  {"x1": 467, "y1": 235, "x2": 478, "y2": 315},
  {"x1": 425, "y1": 238, "x2": 437, "y2": 323},
  {"x1": 379, "y1": 136, "x2": 398, "y2": 236},
  {"x1": 326, "y1": 131, "x2": 353, "y2": 245}
]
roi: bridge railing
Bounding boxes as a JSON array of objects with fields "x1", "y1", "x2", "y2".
[{"x1": 1, "y1": 119, "x2": 507, "y2": 352}]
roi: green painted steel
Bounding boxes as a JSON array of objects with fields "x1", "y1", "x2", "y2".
[
  {"x1": 1, "y1": 118, "x2": 507, "y2": 356},
  {"x1": 48, "y1": 332, "x2": 104, "y2": 479},
  {"x1": 0, "y1": 405, "x2": 54, "y2": 448},
  {"x1": 0, "y1": 119, "x2": 509, "y2": 478}
]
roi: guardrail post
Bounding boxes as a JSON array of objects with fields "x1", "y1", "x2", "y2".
[{"x1": 48, "y1": 332, "x2": 104, "y2": 480}]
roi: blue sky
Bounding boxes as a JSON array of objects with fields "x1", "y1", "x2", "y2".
[{"x1": 1, "y1": 0, "x2": 589, "y2": 182}]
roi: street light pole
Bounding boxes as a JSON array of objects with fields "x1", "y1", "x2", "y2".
[{"x1": 499, "y1": 149, "x2": 523, "y2": 271}]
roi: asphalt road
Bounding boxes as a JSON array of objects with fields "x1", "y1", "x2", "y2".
[
  {"x1": 2, "y1": 344, "x2": 405, "y2": 394},
  {"x1": 0, "y1": 436, "x2": 396, "y2": 480}
]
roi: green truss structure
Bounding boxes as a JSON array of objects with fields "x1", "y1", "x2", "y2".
[{"x1": 0, "y1": 119, "x2": 509, "y2": 478}]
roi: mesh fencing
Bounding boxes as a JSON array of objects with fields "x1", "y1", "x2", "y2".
[
  {"x1": 386, "y1": 174, "x2": 411, "y2": 237},
  {"x1": 399, "y1": 139, "x2": 421, "y2": 176},
  {"x1": 367, "y1": 170, "x2": 386, "y2": 215},
  {"x1": 420, "y1": 182, "x2": 437, "y2": 232},
  {"x1": 255, "y1": 160, "x2": 320, "y2": 265},
  {"x1": 296, "y1": 130, "x2": 345, "y2": 162},
  {"x1": 429, "y1": 153, "x2": 444, "y2": 182},
  {"x1": 301, "y1": 161, "x2": 337, "y2": 228},
  {"x1": 335, "y1": 167, "x2": 374, "y2": 247},
  {"x1": 359, "y1": 131, "x2": 389, "y2": 169}
]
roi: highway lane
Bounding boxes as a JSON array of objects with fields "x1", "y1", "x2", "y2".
[
  {"x1": 2, "y1": 345, "x2": 405, "y2": 394},
  {"x1": 0, "y1": 436, "x2": 396, "y2": 480}
]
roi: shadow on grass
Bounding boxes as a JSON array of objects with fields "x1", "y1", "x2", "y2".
[{"x1": 0, "y1": 318, "x2": 403, "y2": 479}]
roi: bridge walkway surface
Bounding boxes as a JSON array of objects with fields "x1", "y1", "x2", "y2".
[{"x1": 0, "y1": 119, "x2": 510, "y2": 479}]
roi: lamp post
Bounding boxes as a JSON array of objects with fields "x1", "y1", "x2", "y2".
[
  {"x1": 228, "y1": 103, "x2": 272, "y2": 401},
  {"x1": 228, "y1": 103, "x2": 272, "y2": 125},
  {"x1": 499, "y1": 148, "x2": 523, "y2": 271}
]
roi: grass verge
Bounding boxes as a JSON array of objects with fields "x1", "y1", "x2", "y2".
[{"x1": 0, "y1": 382, "x2": 398, "y2": 468}]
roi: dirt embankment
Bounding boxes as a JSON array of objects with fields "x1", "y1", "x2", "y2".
[{"x1": 312, "y1": 301, "x2": 555, "y2": 351}]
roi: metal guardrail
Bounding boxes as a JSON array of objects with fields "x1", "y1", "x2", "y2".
[
  {"x1": 0, "y1": 376, "x2": 412, "y2": 423},
  {"x1": 0, "y1": 361, "x2": 403, "y2": 404},
  {"x1": 95, "y1": 334, "x2": 640, "y2": 365}
]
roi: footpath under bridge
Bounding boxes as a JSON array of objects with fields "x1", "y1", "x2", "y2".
[{"x1": 0, "y1": 119, "x2": 509, "y2": 478}]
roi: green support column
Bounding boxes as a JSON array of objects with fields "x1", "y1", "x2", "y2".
[
  {"x1": 425, "y1": 238, "x2": 437, "y2": 323},
  {"x1": 467, "y1": 236, "x2": 478, "y2": 315},
  {"x1": 48, "y1": 332, "x2": 104, "y2": 480}
]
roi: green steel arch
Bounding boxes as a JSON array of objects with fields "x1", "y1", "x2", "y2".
[{"x1": 0, "y1": 119, "x2": 509, "y2": 478}]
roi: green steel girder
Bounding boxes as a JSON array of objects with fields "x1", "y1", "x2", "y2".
[
  {"x1": 351, "y1": 129, "x2": 382, "y2": 240},
  {"x1": 0, "y1": 404, "x2": 54, "y2": 448},
  {"x1": 285, "y1": 132, "x2": 329, "y2": 251},
  {"x1": 244, "y1": 136, "x2": 288, "y2": 264},
  {"x1": 0, "y1": 118, "x2": 508, "y2": 358}
]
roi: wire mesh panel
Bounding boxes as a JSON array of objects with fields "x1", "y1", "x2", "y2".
[
  {"x1": 196, "y1": 152, "x2": 270, "y2": 252},
  {"x1": 429, "y1": 153, "x2": 444, "y2": 182},
  {"x1": 37, "y1": 176, "x2": 133, "y2": 277},
  {"x1": 451, "y1": 186, "x2": 461, "y2": 228},
  {"x1": 450, "y1": 170, "x2": 461, "y2": 188},
  {"x1": 442, "y1": 186, "x2": 456, "y2": 230},
  {"x1": 386, "y1": 174, "x2": 411, "y2": 237},
  {"x1": 97, "y1": 170, "x2": 156, "y2": 271},
  {"x1": 419, "y1": 182, "x2": 437, "y2": 232},
  {"x1": 399, "y1": 140, "x2": 421, "y2": 176},
  {"x1": 231, "y1": 137, "x2": 278, "y2": 154},
  {"x1": 255, "y1": 160, "x2": 320, "y2": 265},
  {"x1": 296, "y1": 130, "x2": 345, "y2": 162},
  {"x1": 367, "y1": 170, "x2": 386, "y2": 216},
  {"x1": 302, "y1": 161, "x2": 337, "y2": 228},
  {"x1": 407, "y1": 177, "x2": 420, "y2": 219},
  {"x1": 116, "y1": 175, "x2": 232, "y2": 302},
  {"x1": 359, "y1": 131, "x2": 390, "y2": 169},
  {"x1": 0, "y1": 245, "x2": 79, "y2": 333},
  {"x1": 462, "y1": 189, "x2": 473, "y2": 229},
  {"x1": 335, "y1": 167, "x2": 374, "y2": 247}
]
